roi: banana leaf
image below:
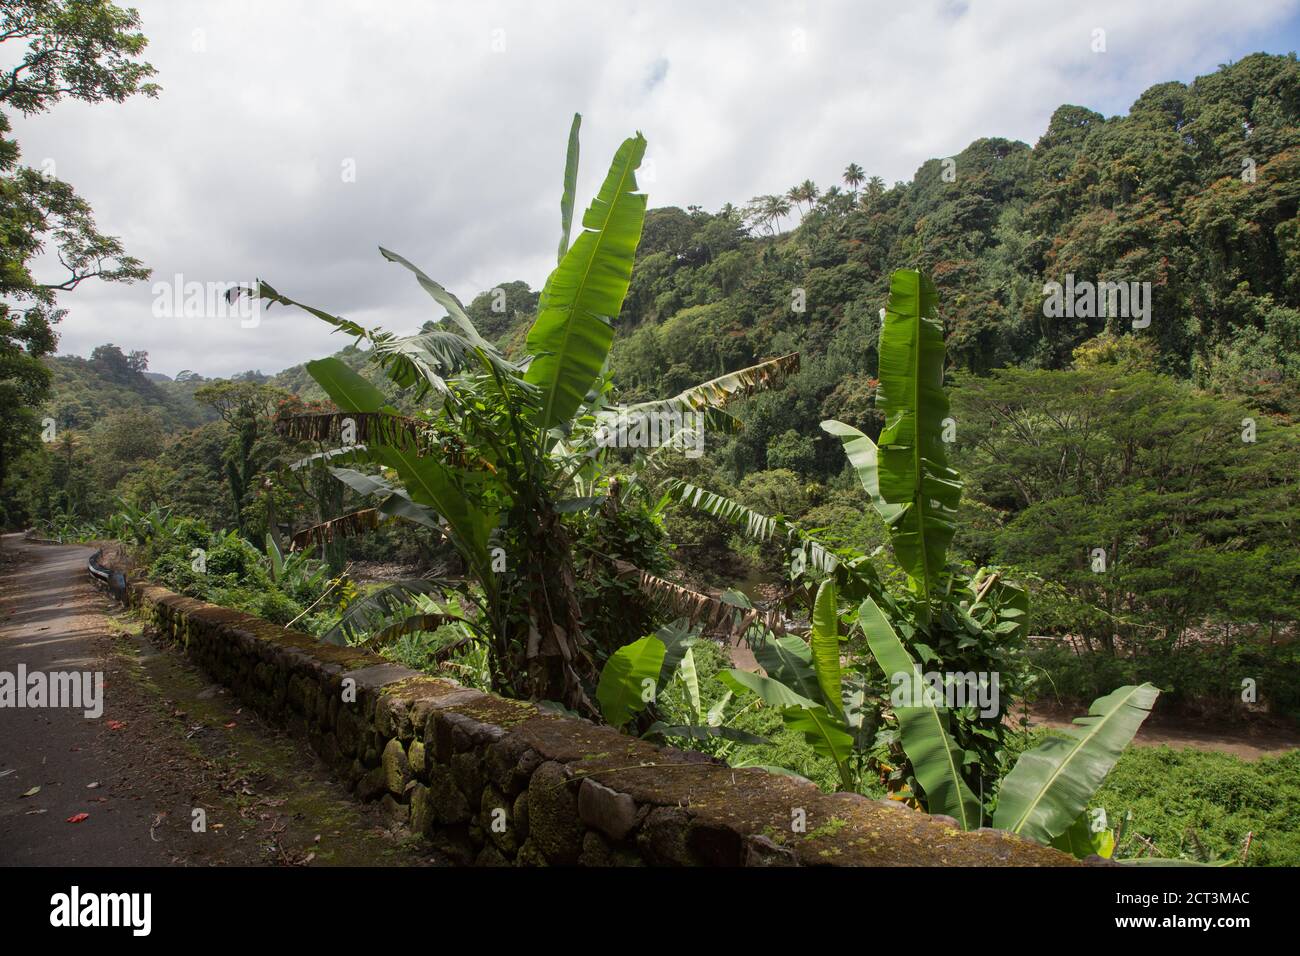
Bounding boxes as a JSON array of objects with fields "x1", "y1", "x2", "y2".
[
  {"x1": 322, "y1": 579, "x2": 447, "y2": 645},
  {"x1": 603, "y1": 353, "x2": 800, "y2": 431},
  {"x1": 858, "y1": 598, "x2": 981, "y2": 829},
  {"x1": 754, "y1": 633, "x2": 819, "y2": 702},
  {"x1": 720, "y1": 668, "x2": 853, "y2": 785},
  {"x1": 525, "y1": 132, "x2": 647, "y2": 430},
  {"x1": 558, "y1": 113, "x2": 581, "y2": 263},
  {"x1": 809, "y1": 578, "x2": 843, "y2": 715},
  {"x1": 827, "y1": 269, "x2": 961, "y2": 610},
  {"x1": 306, "y1": 356, "x2": 387, "y2": 413},
  {"x1": 993, "y1": 683, "x2": 1159, "y2": 845},
  {"x1": 596, "y1": 634, "x2": 666, "y2": 728},
  {"x1": 1051, "y1": 811, "x2": 1116, "y2": 860},
  {"x1": 678, "y1": 646, "x2": 703, "y2": 724}
]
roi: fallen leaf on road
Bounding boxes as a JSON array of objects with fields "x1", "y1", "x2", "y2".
[
  {"x1": 66, "y1": 813, "x2": 89, "y2": 824},
  {"x1": 224, "y1": 722, "x2": 237, "y2": 729},
  {"x1": 20, "y1": 786, "x2": 41, "y2": 798},
  {"x1": 26, "y1": 808, "x2": 47, "y2": 815},
  {"x1": 106, "y1": 720, "x2": 126, "y2": 730},
  {"x1": 86, "y1": 782, "x2": 100, "y2": 789}
]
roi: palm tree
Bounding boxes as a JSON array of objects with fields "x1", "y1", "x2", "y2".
[
  {"x1": 787, "y1": 180, "x2": 819, "y2": 216},
  {"x1": 843, "y1": 162, "x2": 865, "y2": 193},
  {"x1": 765, "y1": 194, "x2": 792, "y2": 232}
]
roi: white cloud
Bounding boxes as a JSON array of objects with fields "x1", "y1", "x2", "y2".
[{"x1": 9, "y1": 0, "x2": 1298, "y2": 376}]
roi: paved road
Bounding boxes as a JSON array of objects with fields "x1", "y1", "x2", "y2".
[
  {"x1": 0, "y1": 534, "x2": 437, "y2": 867},
  {"x1": 0, "y1": 535, "x2": 172, "y2": 864}
]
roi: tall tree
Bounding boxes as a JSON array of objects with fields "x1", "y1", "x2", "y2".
[
  {"x1": 843, "y1": 162, "x2": 865, "y2": 193},
  {"x1": 0, "y1": 0, "x2": 157, "y2": 522},
  {"x1": 194, "y1": 381, "x2": 286, "y2": 535}
]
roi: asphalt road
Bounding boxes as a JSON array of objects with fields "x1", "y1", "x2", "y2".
[{"x1": 0, "y1": 534, "x2": 437, "y2": 867}]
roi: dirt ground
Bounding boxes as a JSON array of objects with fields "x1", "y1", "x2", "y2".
[
  {"x1": 0, "y1": 534, "x2": 443, "y2": 867},
  {"x1": 1022, "y1": 702, "x2": 1300, "y2": 762},
  {"x1": 723, "y1": 614, "x2": 1299, "y2": 762}
]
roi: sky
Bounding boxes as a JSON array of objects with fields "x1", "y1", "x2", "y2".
[{"x1": 10, "y1": 0, "x2": 1300, "y2": 378}]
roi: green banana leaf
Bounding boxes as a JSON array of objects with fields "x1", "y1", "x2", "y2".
[
  {"x1": 780, "y1": 705, "x2": 856, "y2": 778},
  {"x1": 843, "y1": 269, "x2": 961, "y2": 608},
  {"x1": 602, "y1": 353, "x2": 800, "y2": 434},
  {"x1": 525, "y1": 132, "x2": 647, "y2": 430},
  {"x1": 678, "y1": 646, "x2": 702, "y2": 724},
  {"x1": 596, "y1": 634, "x2": 666, "y2": 728},
  {"x1": 858, "y1": 598, "x2": 982, "y2": 829},
  {"x1": 720, "y1": 669, "x2": 853, "y2": 786},
  {"x1": 820, "y1": 419, "x2": 903, "y2": 524},
  {"x1": 260, "y1": 283, "x2": 504, "y2": 400},
  {"x1": 754, "y1": 633, "x2": 820, "y2": 702},
  {"x1": 654, "y1": 620, "x2": 700, "y2": 685},
  {"x1": 558, "y1": 113, "x2": 581, "y2": 264},
  {"x1": 809, "y1": 578, "x2": 844, "y2": 715},
  {"x1": 1051, "y1": 811, "x2": 1115, "y2": 859},
  {"x1": 265, "y1": 533, "x2": 284, "y2": 582},
  {"x1": 377, "y1": 247, "x2": 510, "y2": 357},
  {"x1": 328, "y1": 467, "x2": 443, "y2": 531},
  {"x1": 719, "y1": 668, "x2": 814, "y2": 709},
  {"x1": 993, "y1": 683, "x2": 1159, "y2": 845},
  {"x1": 375, "y1": 445, "x2": 497, "y2": 600},
  {"x1": 306, "y1": 357, "x2": 387, "y2": 413}
]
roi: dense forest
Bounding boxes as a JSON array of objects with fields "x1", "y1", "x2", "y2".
[{"x1": 4, "y1": 48, "x2": 1299, "y2": 864}]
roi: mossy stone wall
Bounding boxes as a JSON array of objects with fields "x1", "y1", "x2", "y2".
[{"x1": 113, "y1": 577, "x2": 1078, "y2": 867}]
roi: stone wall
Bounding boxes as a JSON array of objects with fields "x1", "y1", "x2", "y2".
[{"x1": 105, "y1": 570, "x2": 1077, "y2": 867}]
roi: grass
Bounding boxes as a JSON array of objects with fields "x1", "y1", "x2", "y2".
[{"x1": 1092, "y1": 745, "x2": 1300, "y2": 866}]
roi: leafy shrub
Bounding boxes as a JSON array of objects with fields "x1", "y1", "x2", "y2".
[
  {"x1": 248, "y1": 589, "x2": 306, "y2": 626},
  {"x1": 1029, "y1": 640, "x2": 1300, "y2": 720},
  {"x1": 203, "y1": 533, "x2": 269, "y2": 586}
]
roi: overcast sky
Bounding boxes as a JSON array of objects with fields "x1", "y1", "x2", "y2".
[{"x1": 12, "y1": 0, "x2": 1300, "y2": 378}]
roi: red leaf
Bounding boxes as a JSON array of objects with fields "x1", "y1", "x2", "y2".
[
  {"x1": 106, "y1": 720, "x2": 126, "y2": 731},
  {"x1": 66, "y1": 813, "x2": 89, "y2": 824}
]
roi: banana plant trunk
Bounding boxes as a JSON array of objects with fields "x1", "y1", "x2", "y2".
[{"x1": 517, "y1": 508, "x2": 599, "y2": 717}]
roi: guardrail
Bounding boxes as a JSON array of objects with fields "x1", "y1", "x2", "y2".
[{"x1": 87, "y1": 547, "x2": 128, "y2": 599}]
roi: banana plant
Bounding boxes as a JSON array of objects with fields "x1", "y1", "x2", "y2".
[
  {"x1": 595, "y1": 621, "x2": 769, "y2": 746},
  {"x1": 245, "y1": 114, "x2": 800, "y2": 717},
  {"x1": 823, "y1": 268, "x2": 960, "y2": 624},
  {"x1": 716, "y1": 579, "x2": 865, "y2": 791},
  {"x1": 858, "y1": 597, "x2": 987, "y2": 825}
]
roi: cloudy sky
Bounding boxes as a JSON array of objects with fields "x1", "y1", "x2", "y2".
[{"x1": 12, "y1": 0, "x2": 1300, "y2": 378}]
